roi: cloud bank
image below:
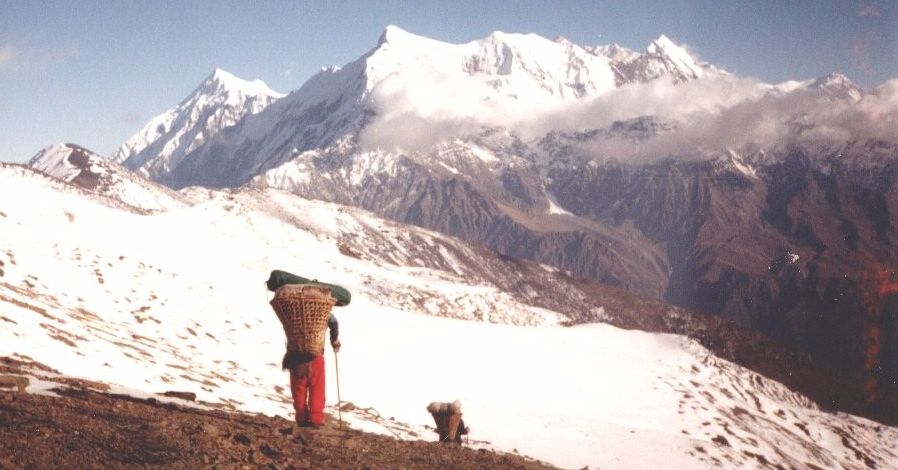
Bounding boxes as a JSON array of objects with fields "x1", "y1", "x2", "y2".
[{"x1": 358, "y1": 66, "x2": 898, "y2": 162}]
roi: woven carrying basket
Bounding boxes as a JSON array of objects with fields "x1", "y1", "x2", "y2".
[
  {"x1": 270, "y1": 284, "x2": 336, "y2": 357},
  {"x1": 431, "y1": 411, "x2": 463, "y2": 443}
]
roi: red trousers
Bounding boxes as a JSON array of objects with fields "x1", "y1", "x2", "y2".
[{"x1": 289, "y1": 355, "x2": 326, "y2": 425}]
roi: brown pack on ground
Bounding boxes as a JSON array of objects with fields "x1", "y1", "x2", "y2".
[{"x1": 427, "y1": 401, "x2": 469, "y2": 444}]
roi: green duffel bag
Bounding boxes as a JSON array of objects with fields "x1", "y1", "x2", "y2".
[{"x1": 265, "y1": 269, "x2": 351, "y2": 307}]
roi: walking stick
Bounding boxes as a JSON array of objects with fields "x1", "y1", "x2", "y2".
[{"x1": 334, "y1": 348, "x2": 343, "y2": 429}]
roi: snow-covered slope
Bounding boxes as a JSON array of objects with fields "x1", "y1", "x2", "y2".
[
  {"x1": 1, "y1": 164, "x2": 896, "y2": 469},
  {"x1": 111, "y1": 69, "x2": 283, "y2": 179},
  {"x1": 28, "y1": 143, "x2": 187, "y2": 212}
]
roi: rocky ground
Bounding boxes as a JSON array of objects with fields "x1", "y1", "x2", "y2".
[{"x1": 0, "y1": 366, "x2": 554, "y2": 469}]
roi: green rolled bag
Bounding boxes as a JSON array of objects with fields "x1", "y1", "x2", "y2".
[{"x1": 265, "y1": 269, "x2": 352, "y2": 307}]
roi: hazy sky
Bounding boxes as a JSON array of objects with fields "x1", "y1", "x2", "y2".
[{"x1": 1, "y1": 0, "x2": 895, "y2": 163}]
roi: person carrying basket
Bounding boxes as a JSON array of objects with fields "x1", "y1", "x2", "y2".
[{"x1": 267, "y1": 270, "x2": 351, "y2": 428}]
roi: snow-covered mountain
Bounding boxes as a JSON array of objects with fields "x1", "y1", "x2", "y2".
[
  {"x1": 811, "y1": 72, "x2": 864, "y2": 101},
  {"x1": 28, "y1": 143, "x2": 187, "y2": 212},
  {"x1": 153, "y1": 26, "x2": 728, "y2": 189},
  {"x1": 3, "y1": 162, "x2": 897, "y2": 469},
  {"x1": 590, "y1": 34, "x2": 724, "y2": 84},
  {"x1": 111, "y1": 68, "x2": 283, "y2": 179},
  {"x1": 140, "y1": 26, "x2": 868, "y2": 193}
]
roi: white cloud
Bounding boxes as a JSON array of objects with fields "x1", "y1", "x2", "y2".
[
  {"x1": 359, "y1": 67, "x2": 898, "y2": 163},
  {"x1": 359, "y1": 66, "x2": 544, "y2": 153}
]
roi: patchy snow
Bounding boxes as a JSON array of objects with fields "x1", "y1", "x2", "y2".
[
  {"x1": 730, "y1": 159, "x2": 757, "y2": 178},
  {"x1": 545, "y1": 191, "x2": 573, "y2": 216},
  {"x1": 468, "y1": 144, "x2": 500, "y2": 163},
  {"x1": 725, "y1": 149, "x2": 758, "y2": 178},
  {"x1": 1, "y1": 165, "x2": 896, "y2": 470},
  {"x1": 438, "y1": 162, "x2": 460, "y2": 175}
]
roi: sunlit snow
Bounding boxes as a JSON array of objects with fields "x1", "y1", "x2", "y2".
[{"x1": 1, "y1": 164, "x2": 896, "y2": 469}]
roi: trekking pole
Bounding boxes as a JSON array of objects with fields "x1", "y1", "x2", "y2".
[{"x1": 334, "y1": 349, "x2": 343, "y2": 429}]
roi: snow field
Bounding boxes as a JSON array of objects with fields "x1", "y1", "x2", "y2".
[{"x1": 1, "y1": 166, "x2": 896, "y2": 469}]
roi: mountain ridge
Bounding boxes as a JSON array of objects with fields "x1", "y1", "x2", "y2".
[
  {"x1": 28, "y1": 142, "x2": 187, "y2": 212},
  {"x1": 138, "y1": 26, "x2": 735, "y2": 189},
  {"x1": 112, "y1": 68, "x2": 283, "y2": 180}
]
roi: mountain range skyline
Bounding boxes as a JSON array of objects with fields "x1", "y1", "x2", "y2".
[
  {"x1": 2, "y1": 0, "x2": 896, "y2": 163},
  {"x1": 11, "y1": 27, "x2": 888, "y2": 165},
  {"x1": 97, "y1": 24, "x2": 893, "y2": 189}
]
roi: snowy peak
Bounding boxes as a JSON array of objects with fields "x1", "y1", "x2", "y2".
[
  {"x1": 589, "y1": 43, "x2": 641, "y2": 63},
  {"x1": 376, "y1": 24, "x2": 434, "y2": 47},
  {"x1": 812, "y1": 71, "x2": 854, "y2": 87},
  {"x1": 646, "y1": 34, "x2": 683, "y2": 56},
  {"x1": 811, "y1": 72, "x2": 863, "y2": 101},
  {"x1": 646, "y1": 34, "x2": 703, "y2": 76},
  {"x1": 366, "y1": 26, "x2": 619, "y2": 101},
  {"x1": 111, "y1": 68, "x2": 283, "y2": 179},
  {"x1": 596, "y1": 34, "x2": 721, "y2": 85},
  {"x1": 201, "y1": 68, "x2": 282, "y2": 98}
]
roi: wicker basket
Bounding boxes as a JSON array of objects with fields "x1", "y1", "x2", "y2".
[
  {"x1": 270, "y1": 284, "x2": 336, "y2": 356},
  {"x1": 431, "y1": 410, "x2": 463, "y2": 443}
]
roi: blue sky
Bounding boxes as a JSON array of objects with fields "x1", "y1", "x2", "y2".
[{"x1": 1, "y1": 0, "x2": 895, "y2": 163}]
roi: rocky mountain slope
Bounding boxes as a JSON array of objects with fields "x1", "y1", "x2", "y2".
[{"x1": 4, "y1": 160, "x2": 898, "y2": 468}]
